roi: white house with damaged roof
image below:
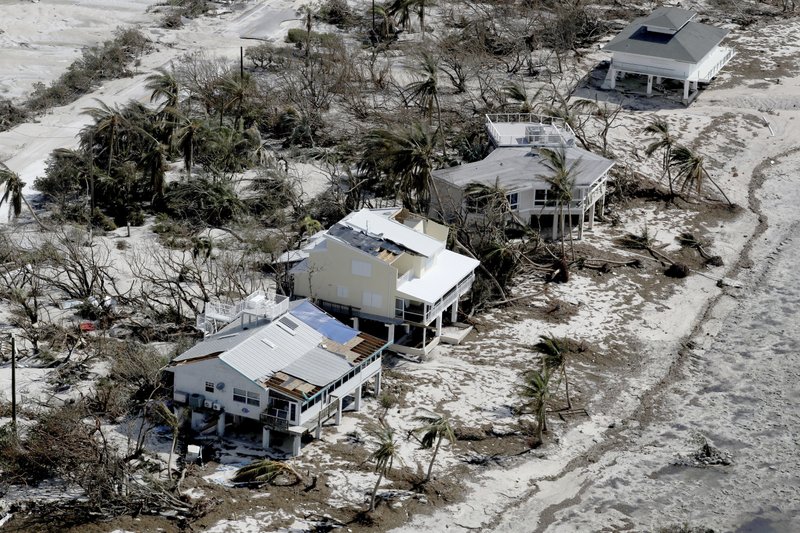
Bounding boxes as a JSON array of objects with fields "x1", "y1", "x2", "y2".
[
  {"x1": 431, "y1": 114, "x2": 615, "y2": 240},
  {"x1": 167, "y1": 292, "x2": 388, "y2": 456},
  {"x1": 602, "y1": 7, "x2": 735, "y2": 103},
  {"x1": 288, "y1": 208, "x2": 480, "y2": 356}
]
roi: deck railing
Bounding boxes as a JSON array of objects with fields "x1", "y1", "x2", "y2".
[
  {"x1": 197, "y1": 290, "x2": 290, "y2": 335},
  {"x1": 698, "y1": 47, "x2": 735, "y2": 83},
  {"x1": 396, "y1": 272, "x2": 475, "y2": 324},
  {"x1": 261, "y1": 413, "x2": 290, "y2": 431},
  {"x1": 485, "y1": 113, "x2": 576, "y2": 147}
]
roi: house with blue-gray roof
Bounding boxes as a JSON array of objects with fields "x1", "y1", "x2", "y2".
[
  {"x1": 167, "y1": 292, "x2": 388, "y2": 456},
  {"x1": 603, "y1": 7, "x2": 735, "y2": 103}
]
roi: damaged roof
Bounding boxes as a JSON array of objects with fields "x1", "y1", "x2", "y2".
[{"x1": 170, "y1": 300, "x2": 387, "y2": 397}]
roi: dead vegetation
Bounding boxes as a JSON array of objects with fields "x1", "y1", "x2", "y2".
[{"x1": 0, "y1": 0, "x2": 763, "y2": 529}]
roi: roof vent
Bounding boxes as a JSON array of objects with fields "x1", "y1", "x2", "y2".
[{"x1": 279, "y1": 317, "x2": 299, "y2": 330}]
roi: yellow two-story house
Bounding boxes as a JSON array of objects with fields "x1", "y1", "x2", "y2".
[{"x1": 290, "y1": 208, "x2": 480, "y2": 355}]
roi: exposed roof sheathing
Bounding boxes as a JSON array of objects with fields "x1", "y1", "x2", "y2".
[{"x1": 170, "y1": 301, "x2": 387, "y2": 399}]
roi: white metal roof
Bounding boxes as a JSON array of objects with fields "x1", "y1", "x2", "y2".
[
  {"x1": 220, "y1": 313, "x2": 324, "y2": 382},
  {"x1": 172, "y1": 301, "x2": 367, "y2": 388},
  {"x1": 341, "y1": 208, "x2": 444, "y2": 258},
  {"x1": 396, "y1": 249, "x2": 480, "y2": 305},
  {"x1": 281, "y1": 347, "x2": 353, "y2": 387}
]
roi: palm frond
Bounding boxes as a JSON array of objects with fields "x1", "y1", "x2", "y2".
[{"x1": 232, "y1": 459, "x2": 302, "y2": 485}]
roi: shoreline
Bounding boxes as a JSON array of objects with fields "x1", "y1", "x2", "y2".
[{"x1": 390, "y1": 72, "x2": 800, "y2": 532}]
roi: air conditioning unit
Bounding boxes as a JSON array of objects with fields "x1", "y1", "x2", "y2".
[
  {"x1": 212, "y1": 402, "x2": 222, "y2": 411},
  {"x1": 188, "y1": 393, "x2": 205, "y2": 409},
  {"x1": 203, "y1": 399, "x2": 213, "y2": 409},
  {"x1": 174, "y1": 391, "x2": 188, "y2": 404}
]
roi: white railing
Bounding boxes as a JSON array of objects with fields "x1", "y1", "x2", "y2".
[
  {"x1": 611, "y1": 60, "x2": 684, "y2": 78},
  {"x1": 424, "y1": 272, "x2": 475, "y2": 323},
  {"x1": 698, "y1": 48, "x2": 735, "y2": 83},
  {"x1": 197, "y1": 290, "x2": 290, "y2": 334},
  {"x1": 485, "y1": 113, "x2": 576, "y2": 147},
  {"x1": 580, "y1": 176, "x2": 608, "y2": 209},
  {"x1": 395, "y1": 272, "x2": 476, "y2": 324}
]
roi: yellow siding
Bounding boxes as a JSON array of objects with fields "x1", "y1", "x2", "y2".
[{"x1": 298, "y1": 238, "x2": 398, "y2": 318}]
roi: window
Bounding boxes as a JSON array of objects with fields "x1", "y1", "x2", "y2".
[
  {"x1": 507, "y1": 192, "x2": 519, "y2": 211},
  {"x1": 362, "y1": 291, "x2": 383, "y2": 309},
  {"x1": 233, "y1": 388, "x2": 260, "y2": 406},
  {"x1": 351, "y1": 260, "x2": 372, "y2": 277},
  {"x1": 205, "y1": 381, "x2": 214, "y2": 393},
  {"x1": 534, "y1": 189, "x2": 547, "y2": 206},
  {"x1": 337, "y1": 285, "x2": 349, "y2": 298}
]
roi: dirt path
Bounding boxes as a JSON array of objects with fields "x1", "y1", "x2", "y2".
[{"x1": 0, "y1": 0, "x2": 299, "y2": 219}]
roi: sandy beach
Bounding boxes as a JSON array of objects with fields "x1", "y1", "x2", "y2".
[{"x1": 1, "y1": 1, "x2": 799, "y2": 532}]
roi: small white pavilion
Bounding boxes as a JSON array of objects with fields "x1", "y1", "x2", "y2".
[{"x1": 603, "y1": 7, "x2": 735, "y2": 104}]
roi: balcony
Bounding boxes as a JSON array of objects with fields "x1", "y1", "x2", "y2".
[
  {"x1": 395, "y1": 272, "x2": 475, "y2": 324},
  {"x1": 260, "y1": 406, "x2": 291, "y2": 431}
]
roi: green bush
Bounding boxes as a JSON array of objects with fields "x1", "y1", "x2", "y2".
[
  {"x1": 317, "y1": 0, "x2": 355, "y2": 28},
  {"x1": 25, "y1": 28, "x2": 152, "y2": 113},
  {"x1": 161, "y1": 11, "x2": 183, "y2": 29},
  {"x1": 0, "y1": 97, "x2": 29, "y2": 131},
  {"x1": 92, "y1": 208, "x2": 117, "y2": 231},
  {"x1": 286, "y1": 28, "x2": 308, "y2": 46},
  {"x1": 164, "y1": 178, "x2": 247, "y2": 227}
]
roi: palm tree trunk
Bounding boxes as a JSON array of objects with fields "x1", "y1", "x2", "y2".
[
  {"x1": 21, "y1": 194, "x2": 50, "y2": 231},
  {"x1": 566, "y1": 203, "x2": 575, "y2": 260},
  {"x1": 419, "y1": 0, "x2": 425, "y2": 38},
  {"x1": 562, "y1": 366, "x2": 571, "y2": 410},
  {"x1": 536, "y1": 407, "x2": 544, "y2": 443},
  {"x1": 434, "y1": 94, "x2": 446, "y2": 158},
  {"x1": 703, "y1": 169, "x2": 734, "y2": 207},
  {"x1": 369, "y1": 471, "x2": 384, "y2": 511},
  {"x1": 425, "y1": 434, "x2": 441, "y2": 482},
  {"x1": 167, "y1": 431, "x2": 177, "y2": 480},
  {"x1": 664, "y1": 149, "x2": 674, "y2": 200}
]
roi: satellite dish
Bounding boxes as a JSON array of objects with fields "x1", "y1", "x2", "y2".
[{"x1": 216, "y1": 382, "x2": 225, "y2": 390}]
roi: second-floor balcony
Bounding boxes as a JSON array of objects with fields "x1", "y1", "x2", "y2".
[{"x1": 395, "y1": 272, "x2": 475, "y2": 324}]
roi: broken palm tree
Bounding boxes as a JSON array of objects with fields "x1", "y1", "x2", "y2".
[
  {"x1": 622, "y1": 225, "x2": 690, "y2": 278},
  {"x1": 232, "y1": 459, "x2": 303, "y2": 486},
  {"x1": 677, "y1": 232, "x2": 724, "y2": 267}
]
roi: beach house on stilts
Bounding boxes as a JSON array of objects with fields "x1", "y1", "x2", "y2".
[
  {"x1": 602, "y1": 7, "x2": 735, "y2": 104},
  {"x1": 431, "y1": 114, "x2": 615, "y2": 241}
]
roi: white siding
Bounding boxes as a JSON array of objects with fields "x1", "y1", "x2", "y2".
[
  {"x1": 613, "y1": 51, "x2": 694, "y2": 79},
  {"x1": 172, "y1": 358, "x2": 268, "y2": 421}
]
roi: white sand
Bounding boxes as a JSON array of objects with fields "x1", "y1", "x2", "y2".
[
  {"x1": 1, "y1": 3, "x2": 799, "y2": 532},
  {"x1": 0, "y1": 0, "x2": 305, "y2": 220},
  {"x1": 0, "y1": 0, "x2": 160, "y2": 101},
  {"x1": 391, "y1": 33, "x2": 800, "y2": 533}
]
